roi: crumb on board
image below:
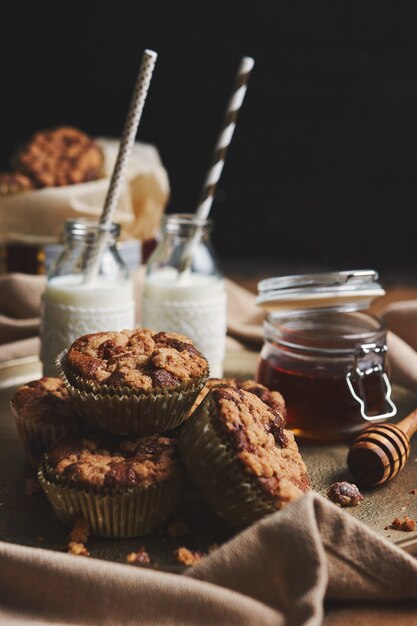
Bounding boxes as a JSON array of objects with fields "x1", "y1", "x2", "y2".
[
  {"x1": 174, "y1": 547, "x2": 205, "y2": 567},
  {"x1": 25, "y1": 478, "x2": 41, "y2": 496},
  {"x1": 67, "y1": 518, "x2": 89, "y2": 555},
  {"x1": 385, "y1": 516, "x2": 416, "y2": 532},
  {"x1": 69, "y1": 518, "x2": 89, "y2": 544},
  {"x1": 67, "y1": 541, "x2": 90, "y2": 556},
  {"x1": 327, "y1": 481, "x2": 364, "y2": 507},
  {"x1": 126, "y1": 547, "x2": 151, "y2": 565},
  {"x1": 410, "y1": 489, "x2": 417, "y2": 495},
  {"x1": 167, "y1": 515, "x2": 189, "y2": 538}
]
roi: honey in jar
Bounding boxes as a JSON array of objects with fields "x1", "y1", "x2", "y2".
[{"x1": 256, "y1": 271, "x2": 396, "y2": 441}]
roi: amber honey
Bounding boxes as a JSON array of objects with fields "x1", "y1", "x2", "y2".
[
  {"x1": 257, "y1": 356, "x2": 387, "y2": 441},
  {"x1": 256, "y1": 304, "x2": 393, "y2": 441}
]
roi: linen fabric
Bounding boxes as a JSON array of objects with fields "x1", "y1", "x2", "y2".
[{"x1": 1, "y1": 493, "x2": 417, "y2": 626}]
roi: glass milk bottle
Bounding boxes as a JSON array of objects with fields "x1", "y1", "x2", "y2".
[
  {"x1": 40, "y1": 218, "x2": 135, "y2": 376},
  {"x1": 141, "y1": 214, "x2": 227, "y2": 377}
]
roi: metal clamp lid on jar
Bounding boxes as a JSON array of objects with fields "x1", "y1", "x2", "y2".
[
  {"x1": 346, "y1": 343, "x2": 397, "y2": 421},
  {"x1": 257, "y1": 269, "x2": 385, "y2": 313},
  {"x1": 257, "y1": 269, "x2": 396, "y2": 423}
]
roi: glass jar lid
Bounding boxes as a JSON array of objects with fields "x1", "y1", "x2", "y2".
[{"x1": 257, "y1": 269, "x2": 385, "y2": 313}]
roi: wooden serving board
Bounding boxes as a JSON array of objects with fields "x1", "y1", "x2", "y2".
[{"x1": 1, "y1": 351, "x2": 417, "y2": 573}]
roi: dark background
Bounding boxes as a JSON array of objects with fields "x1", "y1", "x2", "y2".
[{"x1": 2, "y1": 1, "x2": 417, "y2": 278}]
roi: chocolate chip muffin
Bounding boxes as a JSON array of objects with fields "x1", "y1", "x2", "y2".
[
  {"x1": 39, "y1": 434, "x2": 186, "y2": 537},
  {"x1": 65, "y1": 329, "x2": 208, "y2": 391},
  {"x1": 188, "y1": 378, "x2": 286, "y2": 423},
  {"x1": 179, "y1": 386, "x2": 309, "y2": 528},
  {"x1": 57, "y1": 329, "x2": 209, "y2": 436},
  {"x1": 10, "y1": 377, "x2": 86, "y2": 466},
  {"x1": 0, "y1": 171, "x2": 34, "y2": 195},
  {"x1": 13, "y1": 126, "x2": 104, "y2": 188}
]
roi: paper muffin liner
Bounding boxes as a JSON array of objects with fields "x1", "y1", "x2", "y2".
[
  {"x1": 178, "y1": 398, "x2": 277, "y2": 528},
  {"x1": 11, "y1": 404, "x2": 87, "y2": 468},
  {"x1": 60, "y1": 351, "x2": 209, "y2": 397},
  {"x1": 38, "y1": 463, "x2": 186, "y2": 538},
  {"x1": 56, "y1": 351, "x2": 208, "y2": 436}
]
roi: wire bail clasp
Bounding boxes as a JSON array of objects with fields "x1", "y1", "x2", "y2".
[{"x1": 346, "y1": 343, "x2": 397, "y2": 422}]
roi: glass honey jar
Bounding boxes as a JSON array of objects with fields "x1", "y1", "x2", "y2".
[{"x1": 256, "y1": 270, "x2": 397, "y2": 441}]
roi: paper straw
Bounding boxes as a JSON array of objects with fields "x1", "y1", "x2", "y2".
[
  {"x1": 178, "y1": 56, "x2": 254, "y2": 276},
  {"x1": 83, "y1": 49, "x2": 157, "y2": 283}
]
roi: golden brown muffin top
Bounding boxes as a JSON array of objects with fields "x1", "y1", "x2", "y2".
[
  {"x1": 0, "y1": 171, "x2": 34, "y2": 195},
  {"x1": 189, "y1": 378, "x2": 286, "y2": 425},
  {"x1": 207, "y1": 387, "x2": 309, "y2": 506},
  {"x1": 11, "y1": 377, "x2": 77, "y2": 424},
  {"x1": 13, "y1": 126, "x2": 103, "y2": 188},
  {"x1": 66, "y1": 329, "x2": 208, "y2": 390},
  {"x1": 46, "y1": 434, "x2": 184, "y2": 489}
]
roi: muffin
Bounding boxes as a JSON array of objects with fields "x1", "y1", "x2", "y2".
[
  {"x1": 39, "y1": 434, "x2": 186, "y2": 537},
  {"x1": 57, "y1": 329, "x2": 209, "y2": 436},
  {"x1": 10, "y1": 377, "x2": 86, "y2": 467},
  {"x1": 13, "y1": 126, "x2": 104, "y2": 188},
  {"x1": 179, "y1": 386, "x2": 309, "y2": 528},
  {"x1": 188, "y1": 378, "x2": 287, "y2": 422}
]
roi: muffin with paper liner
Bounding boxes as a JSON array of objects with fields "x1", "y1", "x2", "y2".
[
  {"x1": 10, "y1": 377, "x2": 87, "y2": 467},
  {"x1": 57, "y1": 328, "x2": 209, "y2": 436},
  {"x1": 39, "y1": 433, "x2": 186, "y2": 537},
  {"x1": 187, "y1": 377, "x2": 287, "y2": 422},
  {"x1": 178, "y1": 386, "x2": 309, "y2": 528}
]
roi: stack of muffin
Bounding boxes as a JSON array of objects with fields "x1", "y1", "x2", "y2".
[{"x1": 11, "y1": 328, "x2": 309, "y2": 538}]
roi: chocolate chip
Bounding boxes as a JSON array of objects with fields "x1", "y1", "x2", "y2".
[
  {"x1": 267, "y1": 416, "x2": 288, "y2": 448},
  {"x1": 105, "y1": 463, "x2": 138, "y2": 488},
  {"x1": 97, "y1": 340, "x2": 126, "y2": 360},
  {"x1": 150, "y1": 368, "x2": 180, "y2": 388},
  {"x1": 154, "y1": 333, "x2": 198, "y2": 355}
]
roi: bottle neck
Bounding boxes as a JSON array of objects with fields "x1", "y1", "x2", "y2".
[
  {"x1": 145, "y1": 212, "x2": 221, "y2": 279},
  {"x1": 48, "y1": 218, "x2": 128, "y2": 281},
  {"x1": 161, "y1": 213, "x2": 212, "y2": 241},
  {"x1": 64, "y1": 219, "x2": 120, "y2": 246}
]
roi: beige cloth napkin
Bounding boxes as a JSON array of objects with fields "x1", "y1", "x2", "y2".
[{"x1": 1, "y1": 492, "x2": 417, "y2": 625}]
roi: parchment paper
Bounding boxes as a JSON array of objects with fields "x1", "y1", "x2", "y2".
[{"x1": 0, "y1": 139, "x2": 170, "y2": 243}]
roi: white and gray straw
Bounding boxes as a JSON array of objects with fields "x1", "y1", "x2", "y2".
[
  {"x1": 178, "y1": 55, "x2": 255, "y2": 276},
  {"x1": 83, "y1": 49, "x2": 157, "y2": 283}
]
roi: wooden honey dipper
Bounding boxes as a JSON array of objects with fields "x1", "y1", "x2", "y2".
[{"x1": 347, "y1": 408, "x2": 417, "y2": 487}]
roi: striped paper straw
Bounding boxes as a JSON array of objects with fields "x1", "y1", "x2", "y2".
[
  {"x1": 83, "y1": 49, "x2": 157, "y2": 283},
  {"x1": 197, "y1": 56, "x2": 254, "y2": 220},
  {"x1": 178, "y1": 56, "x2": 254, "y2": 275}
]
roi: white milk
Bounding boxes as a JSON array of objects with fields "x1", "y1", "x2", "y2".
[
  {"x1": 40, "y1": 275, "x2": 135, "y2": 376},
  {"x1": 141, "y1": 268, "x2": 227, "y2": 377}
]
